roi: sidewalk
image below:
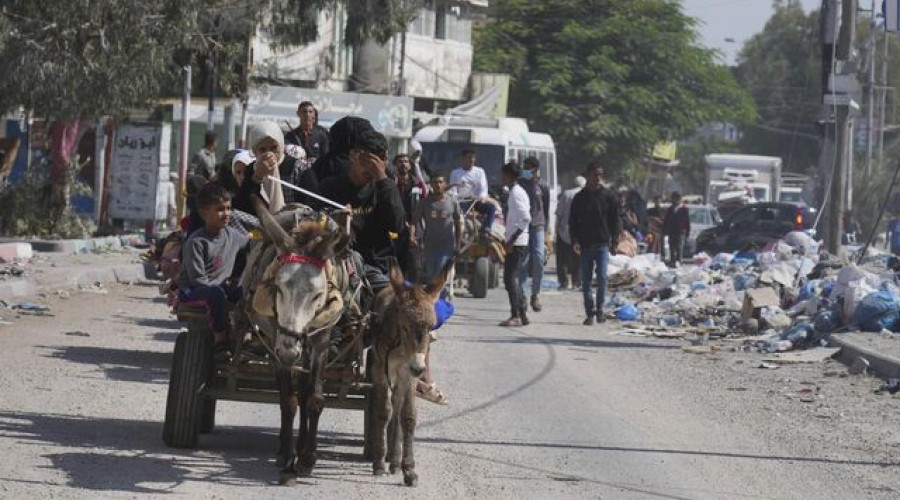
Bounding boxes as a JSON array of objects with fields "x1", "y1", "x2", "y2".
[{"x1": 0, "y1": 236, "x2": 149, "y2": 302}]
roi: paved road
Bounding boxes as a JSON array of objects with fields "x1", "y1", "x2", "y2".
[{"x1": 0, "y1": 282, "x2": 897, "y2": 499}]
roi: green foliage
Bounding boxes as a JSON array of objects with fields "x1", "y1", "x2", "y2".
[
  {"x1": 474, "y1": 0, "x2": 755, "y2": 178},
  {"x1": 0, "y1": 157, "x2": 95, "y2": 239},
  {"x1": 270, "y1": 0, "x2": 424, "y2": 48},
  {"x1": 734, "y1": 2, "x2": 822, "y2": 174}
]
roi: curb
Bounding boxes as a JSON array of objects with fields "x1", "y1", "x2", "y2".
[
  {"x1": 828, "y1": 333, "x2": 900, "y2": 379},
  {"x1": 0, "y1": 262, "x2": 147, "y2": 301},
  {"x1": 26, "y1": 234, "x2": 146, "y2": 254}
]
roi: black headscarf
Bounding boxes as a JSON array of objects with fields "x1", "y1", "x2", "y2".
[{"x1": 312, "y1": 116, "x2": 377, "y2": 183}]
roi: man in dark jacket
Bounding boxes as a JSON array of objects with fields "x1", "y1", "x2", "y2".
[
  {"x1": 312, "y1": 116, "x2": 374, "y2": 184},
  {"x1": 662, "y1": 191, "x2": 690, "y2": 267},
  {"x1": 569, "y1": 162, "x2": 620, "y2": 325},
  {"x1": 518, "y1": 156, "x2": 551, "y2": 312},
  {"x1": 285, "y1": 101, "x2": 329, "y2": 164},
  {"x1": 317, "y1": 128, "x2": 405, "y2": 290}
]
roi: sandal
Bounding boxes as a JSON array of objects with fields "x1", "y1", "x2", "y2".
[{"x1": 416, "y1": 382, "x2": 449, "y2": 406}]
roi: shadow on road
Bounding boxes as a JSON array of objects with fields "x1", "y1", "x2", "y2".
[
  {"x1": 129, "y1": 316, "x2": 183, "y2": 330},
  {"x1": 41, "y1": 345, "x2": 172, "y2": 385},
  {"x1": 0, "y1": 411, "x2": 292, "y2": 492}
]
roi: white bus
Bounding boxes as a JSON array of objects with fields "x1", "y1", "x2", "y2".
[{"x1": 413, "y1": 116, "x2": 559, "y2": 236}]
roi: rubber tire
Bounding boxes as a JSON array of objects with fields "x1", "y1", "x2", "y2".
[
  {"x1": 469, "y1": 257, "x2": 490, "y2": 299},
  {"x1": 488, "y1": 262, "x2": 500, "y2": 289},
  {"x1": 363, "y1": 349, "x2": 376, "y2": 461},
  {"x1": 198, "y1": 398, "x2": 217, "y2": 434},
  {"x1": 162, "y1": 328, "x2": 211, "y2": 448}
]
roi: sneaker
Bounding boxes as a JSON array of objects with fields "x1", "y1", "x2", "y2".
[
  {"x1": 530, "y1": 295, "x2": 542, "y2": 312},
  {"x1": 499, "y1": 317, "x2": 522, "y2": 327},
  {"x1": 582, "y1": 315, "x2": 595, "y2": 326}
]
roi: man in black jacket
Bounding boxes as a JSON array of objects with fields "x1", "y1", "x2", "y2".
[
  {"x1": 317, "y1": 129, "x2": 405, "y2": 291},
  {"x1": 569, "y1": 162, "x2": 620, "y2": 325},
  {"x1": 286, "y1": 101, "x2": 329, "y2": 164}
]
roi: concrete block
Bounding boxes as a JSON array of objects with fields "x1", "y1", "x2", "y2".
[
  {"x1": 29, "y1": 239, "x2": 89, "y2": 254},
  {"x1": 0, "y1": 243, "x2": 33, "y2": 262}
]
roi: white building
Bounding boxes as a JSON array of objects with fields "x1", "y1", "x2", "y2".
[{"x1": 251, "y1": 1, "x2": 488, "y2": 111}]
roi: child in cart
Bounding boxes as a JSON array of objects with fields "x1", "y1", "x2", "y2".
[{"x1": 177, "y1": 183, "x2": 252, "y2": 362}]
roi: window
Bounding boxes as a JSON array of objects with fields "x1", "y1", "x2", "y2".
[
  {"x1": 409, "y1": 1, "x2": 435, "y2": 37},
  {"x1": 435, "y1": 1, "x2": 471, "y2": 42}
]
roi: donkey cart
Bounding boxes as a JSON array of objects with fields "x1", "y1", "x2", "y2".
[
  {"x1": 455, "y1": 199, "x2": 503, "y2": 299},
  {"x1": 161, "y1": 303, "x2": 377, "y2": 459}
]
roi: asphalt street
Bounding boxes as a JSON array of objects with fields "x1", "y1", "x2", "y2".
[{"x1": 0, "y1": 282, "x2": 897, "y2": 499}]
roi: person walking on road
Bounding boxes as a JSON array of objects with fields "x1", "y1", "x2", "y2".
[
  {"x1": 569, "y1": 163, "x2": 619, "y2": 326},
  {"x1": 413, "y1": 174, "x2": 462, "y2": 298},
  {"x1": 518, "y1": 157, "x2": 550, "y2": 311},
  {"x1": 500, "y1": 161, "x2": 531, "y2": 327},
  {"x1": 190, "y1": 131, "x2": 218, "y2": 179},
  {"x1": 555, "y1": 175, "x2": 585, "y2": 289},
  {"x1": 662, "y1": 191, "x2": 690, "y2": 267}
]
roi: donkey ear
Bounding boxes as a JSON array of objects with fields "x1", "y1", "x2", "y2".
[
  {"x1": 313, "y1": 228, "x2": 350, "y2": 260},
  {"x1": 425, "y1": 258, "x2": 454, "y2": 302},
  {"x1": 389, "y1": 265, "x2": 406, "y2": 296}
]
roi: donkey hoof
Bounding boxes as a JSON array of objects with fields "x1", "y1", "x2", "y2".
[
  {"x1": 278, "y1": 472, "x2": 297, "y2": 486},
  {"x1": 403, "y1": 471, "x2": 418, "y2": 487},
  {"x1": 373, "y1": 464, "x2": 387, "y2": 476},
  {"x1": 297, "y1": 465, "x2": 314, "y2": 478},
  {"x1": 389, "y1": 463, "x2": 399, "y2": 475},
  {"x1": 275, "y1": 454, "x2": 289, "y2": 468}
]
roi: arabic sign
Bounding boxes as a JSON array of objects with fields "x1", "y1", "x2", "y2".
[
  {"x1": 247, "y1": 86, "x2": 414, "y2": 138},
  {"x1": 109, "y1": 122, "x2": 171, "y2": 220}
]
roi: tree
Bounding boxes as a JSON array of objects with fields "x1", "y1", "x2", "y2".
[
  {"x1": 734, "y1": 1, "x2": 822, "y2": 174},
  {"x1": 474, "y1": 0, "x2": 755, "y2": 178}
]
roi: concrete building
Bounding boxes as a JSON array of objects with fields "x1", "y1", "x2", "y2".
[{"x1": 251, "y1": 1, "x2": 488, "y2": 111}]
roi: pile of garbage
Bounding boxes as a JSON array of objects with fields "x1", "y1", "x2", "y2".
[{"x1": 605, "y1": 231, "x2": 899, "y2": 353}]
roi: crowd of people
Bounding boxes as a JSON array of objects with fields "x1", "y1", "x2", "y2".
[{"x1": 167, "y1": 99, "x2": 710, "y2": 406}]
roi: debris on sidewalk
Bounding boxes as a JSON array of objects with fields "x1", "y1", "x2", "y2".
[{"x1": 599, "y1": 231, "x2": 900, "y2": 370}]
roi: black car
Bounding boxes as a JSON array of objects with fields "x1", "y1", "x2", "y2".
[{"x1": 695, "y1": 202, "x2": 815, "y2": 255}]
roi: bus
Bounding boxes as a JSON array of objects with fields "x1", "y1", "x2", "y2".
[{"x1": 413, "y1": 116, "x2": 559, "y2": 236}]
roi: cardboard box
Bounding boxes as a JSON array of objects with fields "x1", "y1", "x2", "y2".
[{"x1": 741, "y1": 287, "x2": 780, "y2": 320}]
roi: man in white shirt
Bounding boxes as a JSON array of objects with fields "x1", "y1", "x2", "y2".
[
  {"x1": 449, "y1": 149, "x2": 495, "y2": 237},
  {"x1": 500, "y1": 161, "x2": 532, "y2": 327}
]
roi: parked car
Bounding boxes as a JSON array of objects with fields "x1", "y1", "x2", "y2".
[
  {"x1": 684, "y1": 204, "x2": 721, "y2": 256},
  {"x1": 695, "y1": 202, "x2": 814, "y2": 255}
]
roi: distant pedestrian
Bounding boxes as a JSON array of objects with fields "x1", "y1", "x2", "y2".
[
  {"x1": 555, "y1": 175, "x2": 585, "y2": 289},
  {"x1": 190, "y1": 131, "x2": 218, "y2": 179},
  {"x1": 395, "y1": 154, "x2": 425, "y2": 281},
  {"x1": 842, "y1": 211, "x2": 860, "y2": 245},
  {"x1": 518, "y1": 156, "x2": 550, "y2": 312},
  {"x1": 569, "y1": 163, "x2": 619, "y2": 326},
  {"x1": 285, "y1": 101, "x2": 329, "y2": 164},
  {"x1": 499, "y1": 161, "x2": 531, "y2": 327},
  {"x1": 413, "y1": 174, "x2": 462, "y2": 297},
  {"x1": 662, "y1": 191, "x2": 690, "y2": 266}
]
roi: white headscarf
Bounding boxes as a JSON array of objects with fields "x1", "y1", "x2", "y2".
[
  {"x1": 231, "y1": 150, "x2": 254, "y2": 177},
  {"x1": 247, "y1": 121, "x2": 286, "y2": 212}
]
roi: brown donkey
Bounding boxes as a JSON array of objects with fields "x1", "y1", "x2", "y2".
[{"x1": 371, "y1": 261, "x2": 452, "y2": 486}]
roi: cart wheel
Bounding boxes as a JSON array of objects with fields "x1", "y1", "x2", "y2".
[
  {"x1": 363, "y1": 349, "x2": 376, "y2": 461},
  {"x1": 488, "y1": 262, "x2": 499, "y2": 289},
  {"x1": 162, "y1": 323, "x2": 211, "y2": 448},
  {"x1": 468, "y1": 257, "x2": 489, "y2": 298}
]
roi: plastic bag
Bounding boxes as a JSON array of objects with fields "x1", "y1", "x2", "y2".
[
  {"x1": 615, "y1": 304, "x2": 640, "y2": 321},
  {"x1": 813, "y1": 309, "x2": 840, "y2": 334},
  {"x1": 733, "y1": 273, "x2": 757, "y2": 291},
  {"x1": 852, "y1": 290, "x2": 900, "y2": 332}
]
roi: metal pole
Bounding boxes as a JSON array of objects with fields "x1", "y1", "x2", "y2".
[
  {"x1": 178, "y1": 66, "x2": 192, "y2": 218},
  {"x1": 93, "y1": 118, "x2": 106, "y2": 225},
  {"x1": 879, "y1": 28, "x2": 890, "y2": 171},
  {"x1": 866, "y1": 0, "x2": 877, "y2": 177},
  {"x1": 207, "y1": 52, "x2": 216, "y2": 132}
]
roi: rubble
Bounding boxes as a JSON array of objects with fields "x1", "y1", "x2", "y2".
[{"x1": 602, "y1": 230, "x2": 900, "y2": 367}]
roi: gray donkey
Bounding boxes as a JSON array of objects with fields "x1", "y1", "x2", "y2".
[{"x1": 371, "y1": 261, "x2": 452, "y2": 486}]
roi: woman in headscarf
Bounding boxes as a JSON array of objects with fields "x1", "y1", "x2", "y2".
[
  {"x1": 312, "y1": 116, "x2": 376, "y2": 184},
  {"x1": 233, "y1": 121, "x2": 287, "y2": 214}
]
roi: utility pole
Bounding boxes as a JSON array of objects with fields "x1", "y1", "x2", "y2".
[
  {"x1": 820, "y1": 0, "x2": 859, "y2": 254},
  {"x1": 866, "y1": 0, "x2": 877, "y2": 177},
  {"x1": 178, "y1": 66, "x2": 192, "y2": 219}
]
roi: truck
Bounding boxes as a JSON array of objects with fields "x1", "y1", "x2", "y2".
[
  {"x1": 778, "y1": 172, "x2": 811, "y2": 204},
  {"x1": 705, "y1": 154, "x2": 782, "y2": 207}
]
